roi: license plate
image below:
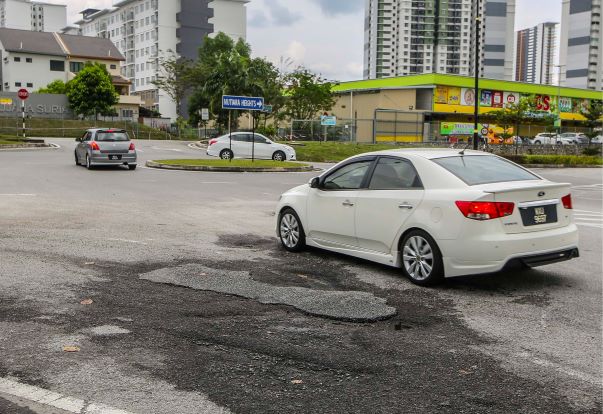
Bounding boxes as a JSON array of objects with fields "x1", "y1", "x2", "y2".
[
  {"x1": 520, "y1": 204, "x2": 558, "y2": 226},
  {"x1": 109, "y1": 155, "x2": 122, "y2": 160}
]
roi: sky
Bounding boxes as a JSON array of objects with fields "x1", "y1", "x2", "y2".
[{"x1": 51, "y1": 0, "x2": 563, "y2": 81}]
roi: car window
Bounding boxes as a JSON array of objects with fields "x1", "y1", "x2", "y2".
[
  {"x1": 96, "y1": 131, "x2": 129, "y2": 142},
  {"x1": 323, "y1": 160, "x2": 373, "y2": 190},
  {"x1": 84, "y1": 132, "x2": 92, "y2": 141},
  {"x1": 254, "y1": 135, "x2": 269, "y2": 144},
  {"x1": 233, "y1": 135, "x2": 247, "y2": 142},
  {"x1": 369, "y1": 158, "x2": 422, "y2": 190},
  {"x1": 432, "y1": 155, "x2": 540, "y2": 185}
]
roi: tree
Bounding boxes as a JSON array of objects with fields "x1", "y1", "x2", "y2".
[
  {"x1": 37, "y1": 80, "x2": 68, "y2": 94},
  {"x1": 282, "y1": 69, "x2": 335, "y2": 121},
  {"x1": 580, "y1": 100, "x2": 603, "y2": 146},
  {"x1": 66, "y1": 63, "x2": 118, "y2": 119},
  {"x1": 152, "y1": 50, "x2": 194, "y2": 119}
]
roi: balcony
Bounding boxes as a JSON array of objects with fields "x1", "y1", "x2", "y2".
[{"x1": 119, "y1": 95, "x2": 142, "y2": 106}]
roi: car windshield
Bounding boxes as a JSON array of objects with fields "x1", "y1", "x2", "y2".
[
  {"x1": 96, "y1": 131, "x2": 129, "y2": 142},
  {"x1": 432, "y1": 155, "x2": 540, "y2": 185}
]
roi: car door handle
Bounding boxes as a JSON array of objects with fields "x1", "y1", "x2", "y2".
[
  {"x1": 342, "y1": 200, "x2": 355, "y2": 207},
  {"x1": 399, "y1": 203, "x2": 414, "y2": 210}
]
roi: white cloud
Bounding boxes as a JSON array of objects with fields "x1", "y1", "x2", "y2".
[{"x1": 286, "y1": 41, "x2": 307, "y2": 63}]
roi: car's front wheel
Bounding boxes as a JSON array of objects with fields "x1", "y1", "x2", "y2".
[
  {"x1": 220, "y1": 149, "x2": 233, "y2": 160},
  {"x1": 400, "y1": 230, "x2": 444, "y2": 286},
  {"x1": 272, "y1": 151, "x2": 286, "y2": 162},
  {"x1": 534, "y1": 140, "x2": 541, "y2": 145},
  {"x1": 278, "y1": 208, "x2": 305, "y2": 252},
  {"x1": 128, "y1": 164, "x2": 137, "y2": 170}
]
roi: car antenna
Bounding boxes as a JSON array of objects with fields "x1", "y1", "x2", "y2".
[{"x1": 458, "y1": 139, "x2": 472, "y2": 156}]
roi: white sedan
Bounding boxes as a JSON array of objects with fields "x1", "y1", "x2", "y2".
[
  {"x1": 207, "y1": 132, "x2": 297, "y2": 161},
  {"x1": 276, "y1": 149, "x2": 579, "y2": 285}
]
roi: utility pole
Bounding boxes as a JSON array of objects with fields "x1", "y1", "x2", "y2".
[{"x1": 473, "y1": 15, "x2": 481, "y2": 150}]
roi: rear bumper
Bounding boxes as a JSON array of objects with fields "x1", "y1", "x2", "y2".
[
  {"x1": 440, "y1": 224, "x2": 579, "y2": 277},
  {"x1": 90, "y1": 153, "x2": 137, "y2": 165}
]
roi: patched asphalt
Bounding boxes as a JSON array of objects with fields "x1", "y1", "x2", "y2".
[{"x1": 139, "y1": 263, "x2": 397, "y2": 322}]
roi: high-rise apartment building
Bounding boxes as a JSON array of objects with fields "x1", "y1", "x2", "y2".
[
  {"x1": 515, "y1": 22, "x2": 558, "y2": 85},
  {"x1": 363, "y1": 0, "x2": 515, "y2": 81},
  {"x1": 76, "y1": 0, "x2": 248, "y2": 120},
  {"x1": 559, "y1": 0, "x2": 602, "y2": 90},
  {"x1": 0, "y1": 0, "x2": 66, "y2": 33}
]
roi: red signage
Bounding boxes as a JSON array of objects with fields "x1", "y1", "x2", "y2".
[{"x1": 17, "y1": 89, "x2": 29, "y2": 100}]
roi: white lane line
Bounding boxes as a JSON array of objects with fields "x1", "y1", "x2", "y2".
[
  {"x1": 0, "y1": 194, "x2": 36, "y2": 196},
  {"x1": 107, "y1": 238, "x2": 148, "y2": 245},
  {"x1": 574, "y1": 209, "x2": 603, "y2": 214},
  {"x1": 0, "y1": 377, "x2": 134, "y2": 414},
  {"x1": 574, "y1": 217, "x2": 603, "y2": 222}
]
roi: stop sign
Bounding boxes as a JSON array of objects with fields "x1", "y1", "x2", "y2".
[{"x1": 17, "y1": 89, "x2": 29, "y2": 100}]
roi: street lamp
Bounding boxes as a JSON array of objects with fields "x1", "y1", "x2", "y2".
[
  {"x1": 555, "y1": 64, "x2": 566, "y2": 134},
  {"x1": 473, "y1": 15, "x2": 482, "y2": 150}
]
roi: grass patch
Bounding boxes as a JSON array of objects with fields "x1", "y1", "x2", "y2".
[
  {"x1": 0, "y1": 135, "x2": 26, "y2": 145},
  {"x1": 155, "y1": 159, "x2": 310, "y2": 168},
  {"x1": 503, "y1": 154, "x2": 603, "y2": 166},
  {"x1": 290, "y1": 142, "x2": 400, "y2": 162}
]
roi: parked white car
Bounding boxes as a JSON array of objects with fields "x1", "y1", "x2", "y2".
[
  {"x1": 559, "y1": 132, "x2": 588, "y2": 145},
  {"x1": 530, "y1": 133, "x2": 559, "y2": 145},
  {"x1": 276, "y1": 149, "x2": 579, "y2": 286},
  {"x1": 591, "y1": 135, "x2": 603, "y2": 144},
  {"x1": 207, "y1": 132, "x2": 297, "y2": 161}
]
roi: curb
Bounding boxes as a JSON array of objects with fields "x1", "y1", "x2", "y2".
[
  {"x1": 146, "y1": 160, "x2": 315, "y2": 173},
  {"x1": 521, "y1": 164, "x2": 602, "y2": 168}
]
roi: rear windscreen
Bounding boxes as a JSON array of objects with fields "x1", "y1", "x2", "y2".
[
  {"x1": 432, "y1": 155, "x2": 540, "y2": 185},
  {"x1": 96, "y1": 132, "x2": 129, "y2": 142}
]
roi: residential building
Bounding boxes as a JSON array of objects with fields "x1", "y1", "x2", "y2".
[
  {"x1": 76, "y1": 0, "x2": 249, "y2": 121},
  {"x1": 363, "y1": 0, "x2": 515, "y2": 81},
  {"x1": 559, "y1": 0, "x2": 602, "y2": 90},
  {"x1": 0, "y1": 0, "x2": 66, "y2": 33},
  {"x1": 0, "y1": 28, "x2": 142, "y2": 119},
  {"x1": 515, "y1": 22, "x2": 558, "y2": 85}
]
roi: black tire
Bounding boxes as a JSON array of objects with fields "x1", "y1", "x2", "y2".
[
  {"x1": 75, "y1": 151, "x2": 80, "y2": 166},
  {"x1": 534, "y1": 140, "x2": 541, "y2": 145},
  {"x1": 220, "y1": 149, "x2": 234, "y2": 160},
  {"x1": 400, "y1": 230, "x2": 444, "y2": 286},
  {"x1": 128, "y1": 164, "x2": 137, "y2": 171},
  {"x1": 556, "y1": 141, "x2": 562, "y2": 146},
  {"x1": 278, "y1": 208, "x2": 306, "y2": 252},
  {"x1": 85, "y1": 154, "x2": 93, "y2": 170},
  {"x1": 272, "y1": 151, "x2": 286, "y2": 162}
]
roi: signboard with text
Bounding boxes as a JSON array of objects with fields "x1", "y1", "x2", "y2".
[{"x1": 222, "y1": 95, "x2": 265, "y2": 111}]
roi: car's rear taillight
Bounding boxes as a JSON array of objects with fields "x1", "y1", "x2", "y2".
[
  {"x1": 561, "y1": 194, "x2": 573, "y2": 209},
  {"x1": 90, "y1": 141, "x2": 100, "y2": 151},
  {"x1": 129, "y1": 142, "x2": 135, "y2": 151},
  {"x1": 209, "y1": 139, "x2": 218, "y2": 146},
  {"x1": 455, "y1": 201, "x2": 515, "y2": 221}
]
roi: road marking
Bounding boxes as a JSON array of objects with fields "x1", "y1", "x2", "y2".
[
  {"x1": 150, "y1": 146, "x2": 183, "y2": 152},
  {"x1": 0, "y1": 377, "x2": 134, "y2": 414},
  {"x1": 513, "y1": 353, "x2": 601, "y2": 386},
  {"x1": 0, "y1": 194, "x2": 36, "y2": 196},
  {"x1": 107, "y1": 238, "x2": 148, "y2": 245},
  {"x1": 574, "y1": 209, "x2": 603, "y2": 214},
  {"x1": 574, "y1": 217, "x2": 603, "y2": 222}
]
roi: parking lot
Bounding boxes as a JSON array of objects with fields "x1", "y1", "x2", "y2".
[{"x1": 0, "y1": 139, "x2": 601, "y2": 413}]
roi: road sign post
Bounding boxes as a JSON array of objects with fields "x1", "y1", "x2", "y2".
[
  {"x1": 222, "y1": 95, "x2": 265, "y2": 162},
  {"x1": 17, "y1": 89, "x2": 29, "y2": 139},
  {"x1": 320, "y1": 116, "x2": 336, "y2": 143}
]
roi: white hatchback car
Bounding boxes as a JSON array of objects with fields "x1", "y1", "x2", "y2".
[
  {"x1": 207, "y1": 132, "x2": 296, "y2": 161},
  {"x1": 276, "y1": 149, "x2": 579, "y2": 285}
]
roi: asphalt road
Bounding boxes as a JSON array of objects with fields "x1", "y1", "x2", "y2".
[{"x1": 0, "y1": 138, "x2": 601, "y2": 414}]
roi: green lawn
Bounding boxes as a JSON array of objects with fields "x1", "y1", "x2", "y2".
[
  {"x1": 290, "y1": 142, "x2": 399, "y2": 162},
  {"x1": 155, "y1": 159, "x2": 310, "y2": 169}
]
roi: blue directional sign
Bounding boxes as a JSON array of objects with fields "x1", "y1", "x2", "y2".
[{"x1": 222, "y1": 95, "x2": 265, "y2": 111}]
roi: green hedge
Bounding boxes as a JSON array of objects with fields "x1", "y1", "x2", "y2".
[{"x1": 503, "y1": 154, "x2": 603, "y2": 166}]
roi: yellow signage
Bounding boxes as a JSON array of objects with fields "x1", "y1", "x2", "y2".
[{"x1": 0, "y1": 98, "x2": 13, "y2": 105}]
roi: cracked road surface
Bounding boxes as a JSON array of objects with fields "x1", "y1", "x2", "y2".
[{"x1": 0, "y1": 139, "x2": 601, "y2": 413}]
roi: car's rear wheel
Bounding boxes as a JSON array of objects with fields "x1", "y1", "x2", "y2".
[
  {"x1": 400, "y1": 230, "x2": 444, "y2": 286},
  {"x1": 128, "y1": 164, "x2": 137, "y2": 171},
  {"x1": 278, "y1": 208, "x2": 305, "y2": 252},
  {"x1": 272, "y1": 151, "x2": 286, "y2": 162},
  {"x1": 85, "y1": 154, "x2": 93, "y2": 170},
  {"x1": 220, "y1": 149, "x2": 233, "y2": 160},
  {"x1": 75, "y1": 151, "x2": 80, "y2": 166}
]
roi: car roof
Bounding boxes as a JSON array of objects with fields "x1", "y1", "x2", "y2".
[
  {"x1": 87, "y1": 128, "x2": 127, "y2": 132},
  {"x1": 355, "y1": 148, "x2": 492, "y2": 160}
]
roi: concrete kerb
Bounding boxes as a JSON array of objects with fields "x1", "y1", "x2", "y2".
[
  {"x1": 146, "y1": 160, "x2": 316, "y2": 173},
  {"x1": 522, "y1": 164, "x2": 603, "y2": 168}
]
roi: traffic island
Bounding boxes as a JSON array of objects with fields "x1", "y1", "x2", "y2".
[
  {"x1": 146, "y1": 159, "x2": 315, "y2": 172},
  {"x1": 0, "y1": 137, "x2": 53, "y2": 149}
]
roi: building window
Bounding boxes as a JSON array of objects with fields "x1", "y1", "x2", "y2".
[
  {"x1": 13, "y1": 57, "x2": 20, "y2": 62},
  {"x1": 26, "y1": 57, "x2": 32, "y2": 63},
  {"x1": 70, "y1": 61, "x2": 84, "y2": 73},
  {"x1": 15, "y1": 82, "x2": 21, "y2": 87},
  {"x1": 110, "y1": 64, "x2": 117, "y2": 70},
  {"x1": 27, "y1": 83, "x2": 33, "y2": 87},
  {"x1": 50, "y1": 60, "x2": 64, "y2": 71}
]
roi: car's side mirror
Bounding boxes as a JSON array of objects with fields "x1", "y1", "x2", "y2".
[
  {"x1": 310, "y1": 177, "x2": 320, "y2": 189},
  {"x1": 75, "y1": 138, "x2": 81, "y2": 142}
]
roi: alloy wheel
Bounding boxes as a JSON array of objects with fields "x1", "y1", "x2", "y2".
[
  {"x1": 403, "y1": 236, "x2": 434, "y2": 281},
  {"x1": 280, "y1": 213, "x2": 300, "y2": 249}
]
